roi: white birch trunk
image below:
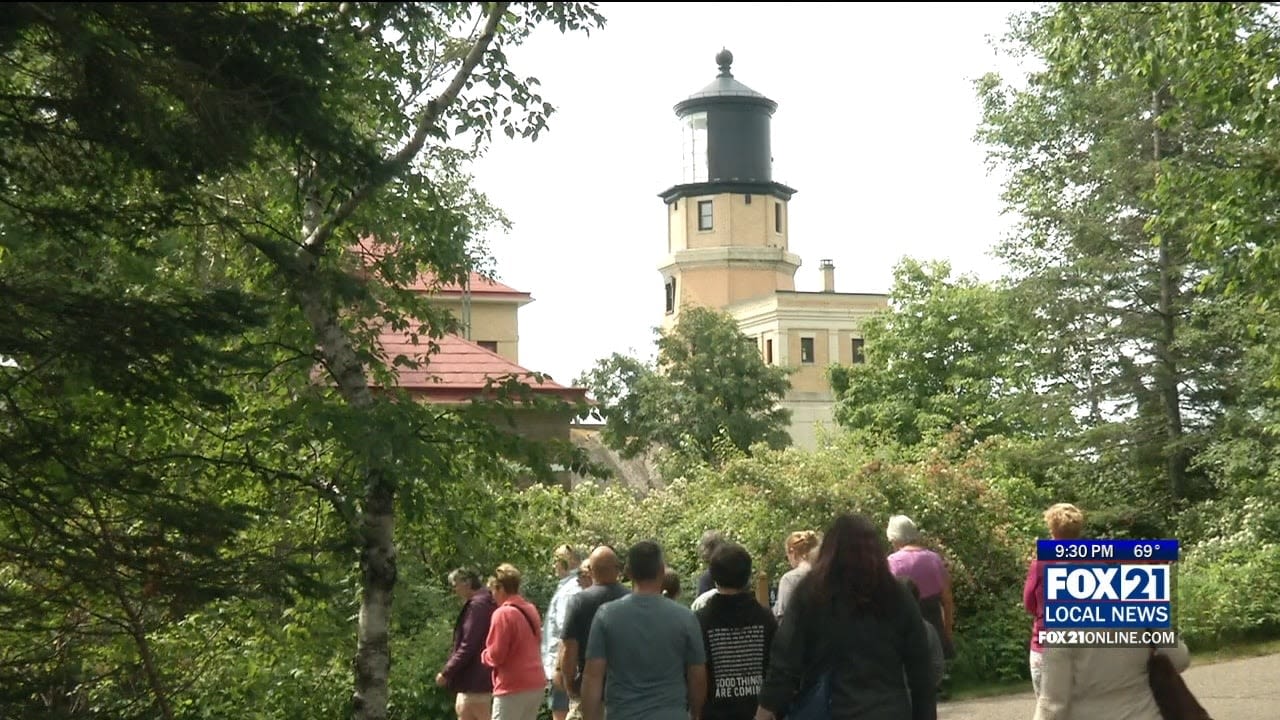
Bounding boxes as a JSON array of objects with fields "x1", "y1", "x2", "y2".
[{"x1": 283, "y1": 6, "x2": 510, "y2": 718}]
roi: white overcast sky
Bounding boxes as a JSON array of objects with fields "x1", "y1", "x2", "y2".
[{"x1": 465, "y1": 1, "x2": 1039, "y2": 385}]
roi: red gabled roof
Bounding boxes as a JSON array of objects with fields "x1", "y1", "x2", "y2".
[
  {"x1": 422, "y1": 271, "x2": 532, "y2": 300},
  {"x1": 345, "y1": 236, "x2": 582, "y2": 405},
  {"x1": 349, "y1": 237, "x2": 532, "y2": 301},
  {"x1": 375, "y1": 330, "x2": 587, "y2": 406}
]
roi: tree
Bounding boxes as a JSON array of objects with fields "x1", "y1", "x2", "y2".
[
  {"x1": 827, "y1": 258, "x2": 1057, "y2": 448},
  {"x1": 1, "y1": 5, "x2": 353, "y2": 716},
  {"x1": 201, "y1": 5, "x2": 604, "y2": 714},
  {"x1": 976, "y1": 2, "x2": 1253, "y2": 505},
  {"x1": 1, "y1": 3, "x2": 605, "y2": 718},
  {"x1": 1019, "y1": 3, "x2": 1280, "y2": 360},
  {"x1": 578, "y1": 306, "x2": 792, "y2": 465},
  {"x1": 1026, "y1": 1, "x2": 1280, "y2": 541}
]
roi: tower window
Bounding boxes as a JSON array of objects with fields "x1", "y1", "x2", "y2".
[
  {"x1": 745, "y1": 194, "x2": 752, "y2": 204},
  {"x1": 477, "y1": 340, "x2": 498, "y2": 353},
  {"x1": 851, "y1": 338, "x2": 866, "y2": 364},
  {"x1": 664, "y1": 277, "x2": 677, "y2": 314},
  {"x1": 800, "y1": 337, "x2": 815, "y2": 364},
  {"x1": 765, "y1": 338, "x2": 774, "y2": 364},
  {"x1": 775, "y1": 203, "x2": 783, "y2": 233},
  {"x1": 697, "y1": 200, "x2": 713, "y2": 231}
]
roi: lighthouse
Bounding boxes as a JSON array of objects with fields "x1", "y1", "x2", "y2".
[{"x1": 654, "y1": 50, "x2": 890, "y2": 450}]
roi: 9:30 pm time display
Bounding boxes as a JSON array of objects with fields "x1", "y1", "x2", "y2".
[{"x1": 1037, "y1": 539, "x2": 1181, "y2": 563}]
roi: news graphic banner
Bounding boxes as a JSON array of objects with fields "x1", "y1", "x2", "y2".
[{"x1": 1036, "y1": 539, "x2": 1180, "y2": 649}]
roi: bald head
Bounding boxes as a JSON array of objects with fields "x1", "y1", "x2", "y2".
[{"x1": 588, "y1": 545, "x2": 620, "y2": 584}]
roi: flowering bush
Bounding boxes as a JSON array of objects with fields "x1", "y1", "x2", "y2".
[{"x1": 509, "y1": 432, "x2": 1045, "y2": 684}]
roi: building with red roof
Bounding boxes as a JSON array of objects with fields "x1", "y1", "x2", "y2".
[
  {"x1": 350, "y1": 239, "x2": 589, "y2": 451},
  {"x1": 374, "y1": 329, "x2": 586, "y2": 408}
]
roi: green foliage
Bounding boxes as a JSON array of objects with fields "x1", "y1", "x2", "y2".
[
  {"x1": 503, "y1": 431, "x2": 1044, "y2": 685},
  {"x1": 0, "y1": 6, "x2": 350, "y2": 713},
  {"x1": 829, "y1": 258, "x2": 1058, "y2": 448},
  {"x1": 969, "y1": 4, "x2": 1280, "y2": 656},
  {"x1": 1177, "y1": 542, "x2": 1280, "y2": 647},
  {"x1": 10, "y1": 2, "x2": 1280, "y2": 714},
  {"x1": 491, "y1": 429, "x2": 1280, "y2": 684},
  {"x1": 973, "y1": 1, "x2": 1280, "y2": 509},
  {"x1": 1, "y1": 2, "x2": 608, "y2": 718},
  {"x1": 1027, "y1": 4, "x2": 1280, "y2": 342},
  {"x1": 578, "y1": 306, "x2": 793, "y2": 465}
]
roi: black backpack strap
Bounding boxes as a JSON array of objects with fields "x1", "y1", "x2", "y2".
[{"x1": 513, "y1": 605, "x2": 539, "y2": 639}]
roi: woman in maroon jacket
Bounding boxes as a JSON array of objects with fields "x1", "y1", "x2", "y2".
[
  {"x1": 1024, "y1": 503, "x2": 1085, "y2": 697},
  {"x1": 437, "y1": 568, "x2": 498, "y2": 720}
]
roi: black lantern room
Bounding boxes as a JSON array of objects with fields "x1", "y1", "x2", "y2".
[{"x1": 660, "y1": 49, "x2": 797, "y2": 204}]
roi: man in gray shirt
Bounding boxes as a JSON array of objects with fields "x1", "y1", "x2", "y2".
[{"x1": 580, "y1": 540, "x2": 708, "y2": 720}]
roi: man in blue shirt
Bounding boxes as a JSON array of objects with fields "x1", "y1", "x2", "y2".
[
  {"x1": 544, "y1": 544, "x2": 583, "y2": 720},
  {"x1": 580, "y1": 540, "x2": 708, "y2": 720}
]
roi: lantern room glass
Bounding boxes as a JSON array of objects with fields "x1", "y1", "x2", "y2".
[{"x1": 681, "y1": 112, "x2": 708, "y2": 184}]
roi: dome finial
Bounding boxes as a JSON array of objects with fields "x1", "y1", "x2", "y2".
[{"x1": 716, "y1": 48, "x2": 734, "y2": 77}]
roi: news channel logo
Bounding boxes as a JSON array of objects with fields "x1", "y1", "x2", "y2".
[{"x1": 1038, "y1": 539, "x2": 1179, "y2": 648}]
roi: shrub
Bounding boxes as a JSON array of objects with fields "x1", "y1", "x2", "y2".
[
  {"x1": 1177, "y1": 539, "x2": 1280, "y2": 647},
  {"x1": 519, "y1": 432, "x2": 1044, "y2": 685}
]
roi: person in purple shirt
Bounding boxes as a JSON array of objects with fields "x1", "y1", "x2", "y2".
[
  {"x1": 886, "y1": 516, "x2": 956, "y2": 662},
  {"x1": 1023, "y1": 503, "x2": 1085, "y2": 697},
  {"x1": 436, "y1": 568, "x2": 498, "y2": 720}
]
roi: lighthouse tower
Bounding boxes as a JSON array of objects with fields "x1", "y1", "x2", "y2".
[
  {"x1": 658, "y1": 49, "x2": 802, "y2": 330},
  {"x1": 655, "y1": 50, "x2": 889, "y2": 449}
]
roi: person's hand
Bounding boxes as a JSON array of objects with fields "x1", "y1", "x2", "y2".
[
  {"x1": 434, "y1": 672, "x2": 447, "y2": 688},
  {"x1": 753, "y1": 707, "x2": 777, "y2": 720}
]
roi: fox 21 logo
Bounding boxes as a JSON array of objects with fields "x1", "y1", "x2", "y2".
[{"x1": 1045, "y1": 565, "x2": 1171, "y2": 602}]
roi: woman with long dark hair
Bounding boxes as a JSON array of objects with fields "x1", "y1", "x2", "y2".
[{"x1": 754, "y1": 514, "x2": 936, "y2": 720}]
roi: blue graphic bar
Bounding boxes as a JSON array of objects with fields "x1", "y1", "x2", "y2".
[
  {"x1": 1037, "y1": 539, "x2": 1180, "y2": 562},
  {"x1": 1044, "y1": 601, "x2": 1173, "y2": 629}
]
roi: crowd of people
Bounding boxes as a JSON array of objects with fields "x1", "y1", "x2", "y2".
[
  {"x1": 434, "y1": 503, "x2": 1194, "y2": 720},
  {"x1": 435, "y1": 512, "x2": 948, "y2": 720}
]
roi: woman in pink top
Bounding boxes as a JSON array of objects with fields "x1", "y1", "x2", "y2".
[
  {"x1": 481, "y1": 563, "x2": 547, "y2": 720},
  {"x1": 1024, "y1": 503, "x2": 1084, "y2": 696},
  {"x1": 886, "y1": 515, "x2": 956, "y2": 662}
]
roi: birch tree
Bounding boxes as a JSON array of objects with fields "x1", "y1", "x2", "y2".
[
  {"x1": 209, "y1": 5, "x2": 605, "y2": 717},
  {"x1": 2, "y1": 3, "x2": 605, "y2": 718}
]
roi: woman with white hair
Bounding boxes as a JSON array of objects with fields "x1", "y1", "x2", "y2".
[{"x1": 886, "y1": 515, "x2": 956, "y2": 667}]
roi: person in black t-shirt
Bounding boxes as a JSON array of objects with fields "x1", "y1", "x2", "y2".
[
  {"x1": 695, "y1": 542, "x2": 778, "y2": 720},
  {"x1": 556, "y1": 545, "x2": 629, "y2": 719}
]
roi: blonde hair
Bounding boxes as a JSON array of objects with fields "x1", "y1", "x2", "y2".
[
  {"x1": 1044, "y1": 503, "x2": 1085, "y2": 540},
  {"x1": 786, "y1": 530, "x2": 821, "y2": 558},
  {"x1": 490, "y1": 563, "x2": 522, "y2": 595},
  {"x1": 554, "y1": 544, "x2": 579, "y2": 572}
]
